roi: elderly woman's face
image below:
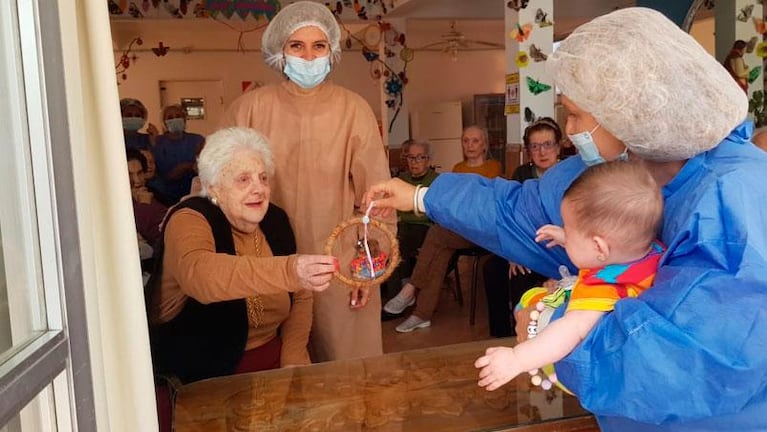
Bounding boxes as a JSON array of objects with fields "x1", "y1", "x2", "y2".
[
  {"x1": 209, "y1": 149, "x2": 271, "y2": 233},
  {"x1": 461, "y1": 128, "x2": 487, "y2": 161},
  {"x1": 527, "y1": 129, "x2": 559, "y2": 171},
  {"x1": 405, "y1": 144, "x2": 430, "y2": 177},
  {"x1": 127, "y1": 159, "x2": 146, "y2": 191},
  {"x1": 561, "y1": 95, "x2": 626, "y2": 161},
  {"x1": 140, "y1": 149, "x2": 156, "y2": 178},
  {"x1": 284, "y1": 26, "x2": 330, "y2": 61}
]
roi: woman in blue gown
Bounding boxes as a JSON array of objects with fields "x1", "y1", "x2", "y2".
[{"x1": 365, "y1": 8, "x2": 767, "y2": 432}]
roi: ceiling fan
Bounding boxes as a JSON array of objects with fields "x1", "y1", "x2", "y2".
[{"x1": 416, "y1": 21, "x2": 504, "y2": 61}]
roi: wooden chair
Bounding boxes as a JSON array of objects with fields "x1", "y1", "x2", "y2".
[{"x1": 447, "y1": 247, "x2": 492, "y2": 325}]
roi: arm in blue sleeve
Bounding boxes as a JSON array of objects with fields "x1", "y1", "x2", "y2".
[
  {"x1": 556, "y1": 156, "x2": 767, "y2": 424},
  {"x1": 423, "y1": 156, "x2": 586, "y2": 278}
]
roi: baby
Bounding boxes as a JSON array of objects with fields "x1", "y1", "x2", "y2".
[{"x1": 475, "y1": 161, "x2": 665, "y2": 391}]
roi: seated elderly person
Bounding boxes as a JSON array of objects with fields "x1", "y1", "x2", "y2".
[
  {"x1": 384, "y1": 139, "x2": 439, "y2": 298},
  {"x1": 383, "y1": 126, "x2": 502, "y2": 332},
  {"x1": 483, "y1": 117, "x2": 563, "y2": 337},
  {"x1": 127, "y1": 148, "x2": 167, "y2": 247},
  {"x1": 146, "y1": 127, "x2": 336, "y2": 385}
]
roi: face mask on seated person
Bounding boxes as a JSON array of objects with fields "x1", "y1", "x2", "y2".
[
  {"x1": 165, "y1": 118, "x2": 186, "y2": 134},
  {"x1": 283, "y1": 55, "x2": 331, "y2": 89},
  {"x1": 123, "y1": 117, "x2": 145, "y2": 132}
]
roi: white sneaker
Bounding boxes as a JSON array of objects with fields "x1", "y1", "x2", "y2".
[
  {"x1": 395, "y1": 315, "x2": 431, "y2": 333},
  {"x1": 383, "y1": 291, "x2": 415, "y2": 314}
]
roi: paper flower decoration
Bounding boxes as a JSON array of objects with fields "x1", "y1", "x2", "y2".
[{"x1": 757, "y1": 42, "x2": 767, "y2": 58}]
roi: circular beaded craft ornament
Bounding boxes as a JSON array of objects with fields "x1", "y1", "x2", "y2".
[{"x1": 324, "y1": 213, "x2": 400, "y2": 289}]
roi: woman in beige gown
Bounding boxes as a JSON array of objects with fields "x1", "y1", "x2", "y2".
[{"x1": 220, "y1": 1, "x2": 393, "y2": 362}]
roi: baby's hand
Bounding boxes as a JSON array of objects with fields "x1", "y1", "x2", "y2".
[
  {"x1": 535, "y1": 224, "x2": 565, "y2": 249},
  {"x1": 475, "y1": 346, "x2": 522, "y2": 391}
]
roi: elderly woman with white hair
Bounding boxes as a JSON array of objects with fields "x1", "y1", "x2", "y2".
[
  {"x1": 220, "y1": 1, "x2": 393, "y2": 362},
  {"x1": 146, "y1": 127, "x2": 336, "y2": 386},
  {"x1": 365, "y1": 8, "x2": 767, "y2": 431}
]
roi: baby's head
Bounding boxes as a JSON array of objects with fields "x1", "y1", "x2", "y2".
[{"x1": 561, "y1": 161, "x2": 662, "y2": 269}]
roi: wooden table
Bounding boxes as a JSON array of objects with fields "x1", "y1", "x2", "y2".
[{"x1": 175, "y1": 339, "x2": 597, "y2": 431}]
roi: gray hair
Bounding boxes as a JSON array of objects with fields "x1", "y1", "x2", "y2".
[
  {"x1": 403, "y1": 139, "x2": 432, "y2": 157},
  {"x1": 463, "y1": 125, "x2": 490, "y2": 157},
  {"x1": 547, "y1": 7, "x2": 747, "y2": 161},
  {"x1": 261, "y1": 1, "x2": 342, "y2": 72},
  {"x1": 197, "y1": 127, "x2": 275, "y2": 197}
]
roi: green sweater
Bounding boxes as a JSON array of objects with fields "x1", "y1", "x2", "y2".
[{"x1": 397, "y1": 168, "x2": 439, "y2": 226}]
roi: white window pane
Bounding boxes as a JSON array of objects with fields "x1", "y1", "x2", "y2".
[
  {"x1": 0, "y1": 379, "x2": 59, "y2": 432},
  {"x1": 0, "y1": 0, "x2": 49, "y2": 359}
]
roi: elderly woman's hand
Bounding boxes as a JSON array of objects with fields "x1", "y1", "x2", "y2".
[
  {"x1": 508, "y1": 261, "x2": 532, "y2": 277},
  {"x1": 363, "y1": 178, "x2": 418, "y2": 219},
  {"x1": 295, "y1": 255, "x2": 337, "y2": 292},
  {"x1": 146, "y1": 122, "x2": 159, "y2": 137}
]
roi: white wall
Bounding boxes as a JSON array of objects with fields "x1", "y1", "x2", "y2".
[
  {"x1": 690, "y1": 16, "x2": 716, "y2": 56},
  {"x1": 406, "y1": 50, "x2": 506, "y2": 128}
]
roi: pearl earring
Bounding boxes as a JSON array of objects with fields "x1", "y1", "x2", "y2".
[
  {"x1": 210, "y1": 196, "x2": 218, "y2": 206},
  {"x1": 597, "y1": 254, "x2": 606, "y2": 262}
]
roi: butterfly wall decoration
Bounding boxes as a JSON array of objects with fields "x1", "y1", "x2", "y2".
[
  {"x1": 738, "y1": 4, "x2": 754, "y2": 22},
  {"x1": 524, "y1": 107, "x2": 538, "y2": 123},
  {"x1": 535, "y1": 9, "x2": 553, "y2": 28},
  {"x1": 526, "y1": 77, "x2": 552, "y2": 95},
  {"x1": 510, "y1": 23, "x2": 534, "y2": 43},
  {"x1": 507, "y1": 0, "x2": 530, "y2": 12},
  {"x1": 529, "y1": 44, "x2": 548, "y2": 62},
  {"x1": 747, "y1": 36, "x2": 759, "y2": 53}
]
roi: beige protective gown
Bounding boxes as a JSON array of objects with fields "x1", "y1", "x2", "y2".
[{"x1": 220, "y1": 80, "x2": 393, "y2": 361}]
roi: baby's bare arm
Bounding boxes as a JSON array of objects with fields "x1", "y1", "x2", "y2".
[{"x1": 476, "y1": 309, "x2": 604, "y2": 391}]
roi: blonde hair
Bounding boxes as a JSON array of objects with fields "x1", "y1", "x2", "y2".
[{"x1": 564, "y1": 161, "x2": 662, "y2": 252}]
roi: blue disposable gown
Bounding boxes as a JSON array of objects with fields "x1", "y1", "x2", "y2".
[{"x1": 424, "y1": 121, "x2": 767, "y2": 431}]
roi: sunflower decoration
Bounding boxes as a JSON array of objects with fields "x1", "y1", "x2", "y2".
[
  {"x1": 757, "y1": 41, "x2": 767, "y2": 58},
  {"x1": 516, "y1": 51, "x2": 530, "y2": 68}
]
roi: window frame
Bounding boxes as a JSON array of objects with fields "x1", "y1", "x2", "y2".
[{"x1": 0, "y1": 0, "x2": 95, "y2": 429}]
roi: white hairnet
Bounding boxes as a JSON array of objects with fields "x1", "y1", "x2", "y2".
[
  {"x1": 261, "y1": 1, "x2": 342, "y2": 71},
  {"x1": 547, "y1": 7, "x2": 748, "y2": 161}
]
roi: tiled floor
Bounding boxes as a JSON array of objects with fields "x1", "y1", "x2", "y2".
[{"x1": 382, "y1": 261, "x2": 502, "y2": 354}]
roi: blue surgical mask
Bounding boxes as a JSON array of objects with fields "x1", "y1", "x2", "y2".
[
  {"x1": 283, "y1": 55, "x2": 331, "y2": 89},
  {"x1": 123, "y1": 117, "x2": 145, "y2": 132},
  {"x1": 568, "y1": 124, "x2": 604, "y2": 166},
  {"x1": 165, "y1": 118, "x2": 185, "y2": 133}
]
